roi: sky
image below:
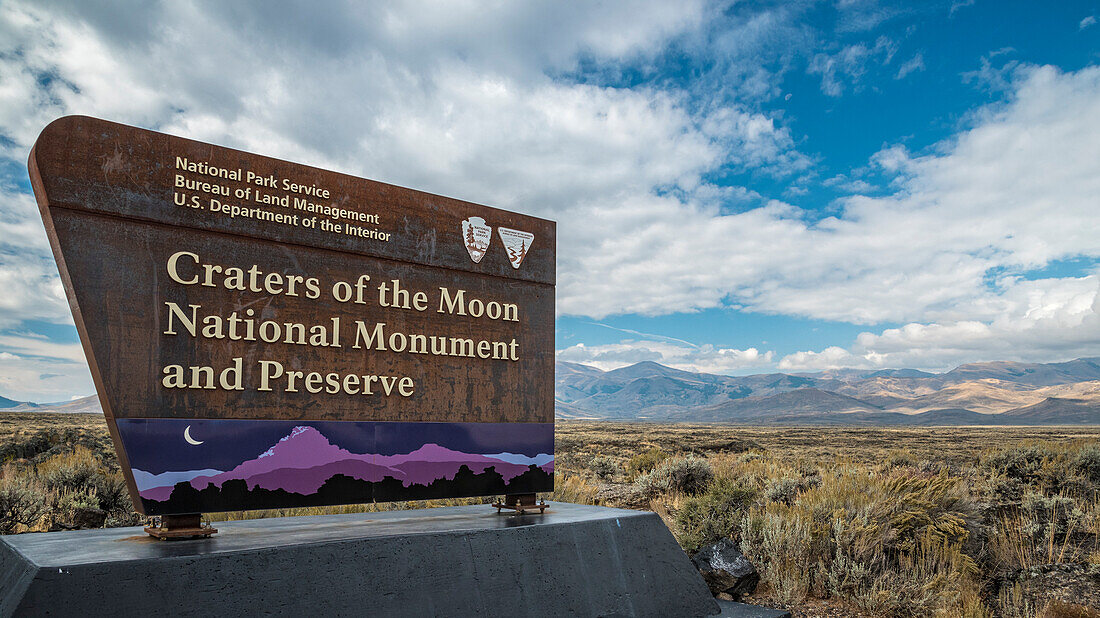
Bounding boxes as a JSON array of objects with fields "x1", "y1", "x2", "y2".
[{"x1": 0, "y1": 1, "x2": 1098, "y2": 402}]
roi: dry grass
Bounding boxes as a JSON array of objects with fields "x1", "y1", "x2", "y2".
[
  {"x1": 556, "y1": 421, "x2": 1100, "y2": 617},
  {"x1": 2, "y1": 414, "x2": 1100, "y2": 616}
]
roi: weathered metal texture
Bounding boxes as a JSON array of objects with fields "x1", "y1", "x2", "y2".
[
  {"x1": 30, "y1": 117, "x2": 555, "y2": 283},
  {"x1": 493, "y1": 492, "x2": 549, "y2": 514},
  {"x1": 28, "y1": 116, "x2": 556, "y2": 514},
  {"x1": 142, "y1": 514, "x2": 217, "y2": 540},
  {"x1": 45, "y1": 211, "x2": 553, "y2": 423}
]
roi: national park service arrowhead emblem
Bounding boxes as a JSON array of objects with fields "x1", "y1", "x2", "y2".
[
  {"x1": 497, "y1": 227, "x2": 535, "y2": 269},
  {"x1": 461, "y1": 216, "x2": 492, "y2": 263}
]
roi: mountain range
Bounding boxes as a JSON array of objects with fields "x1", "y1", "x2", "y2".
[
  {"x1": 4, "y1": 357, "x2": 1099, "y2": 425},
  {"x1": 555, "y1": 357, "x2": 1100, "y2": 424},
  {"x1": 0, "y1": 395, "x2": 103, "y2": 414}
]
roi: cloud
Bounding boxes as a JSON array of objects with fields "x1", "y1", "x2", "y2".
[
  {"x1": 835, "y1": 0, "x2": 907, "y2": 33},
  {"x1": 895, "y1": 52, "x2": 924, "y2": 79},
  {"x1": 0, "y1": 334, "x2": 86, "y2": 363},
  {"x1": 562, "y1": 64, "x2": 1100, "y2": 329},
  {"x1": 1081, "y1": 15, "x2": 1097, "y2": 30},
  {"x1": 0, "y1": 1, "x2": 815, "y2": 394},
  {"x1": 0, "y1": 1, "x2": 1097, "y2": 385},
  {"x1": 0, "y1": 1, "x2": 813, "y2": 320},
  {"x1": 557, "y1": 340, "x2": 773, "y2": 373},
  {"x1": 949, "y1": 0, "x2": 976, "y2": 17},
  {"x1": 0, "y1": 337, "x2": 92, "y2": 402},
  {"x1": 0, "y1": 353, "x2": 92, "y2": 402},
  {"x1": 0, "y1": 185, "x2": 70, "y2": 328},
  {"x1": 807, "y1": 37, "x2": 897, "y2": 96},
  {"x1": 962, "y1": 53, "x2": 1021, "y2": 93},
  {"x1": 778, "y1": 346, "x2": 856, "y2": 371},
  {"x1": 780, "y1": 275, "x2": 1100, "y2": 371}
]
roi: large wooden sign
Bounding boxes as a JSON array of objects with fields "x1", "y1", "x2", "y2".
[{"x1": 29, "y1": 116, "x2": 554, "y2": 515}]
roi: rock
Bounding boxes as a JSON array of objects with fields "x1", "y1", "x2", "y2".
[
  {"x1": 72, "y1": 506, "x2": 107, "y2": 529},
  {"x1": 595, "y1": 483, "x2": 650, "y2": 509},
  {"x1": 999, "y1": 563, "x2": 1100, "y2": 612},
  {"x1": 691, "y1": 539, "x2": 759, "y2": 599}
]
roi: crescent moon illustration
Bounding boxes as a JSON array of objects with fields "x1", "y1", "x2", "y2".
[{"x1": 183, "y1": 425, "x2": 204, "y2": 446}]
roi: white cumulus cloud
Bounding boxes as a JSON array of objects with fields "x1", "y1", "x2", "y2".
[
  {"x1": 0, "y1": 1, "x2": 1096, "y2": 386},
  {"x1": 557, "y1": 340, "x2": 773, "y2": 373}
]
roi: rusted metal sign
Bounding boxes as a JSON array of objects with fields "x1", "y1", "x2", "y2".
[{"x1": 29, "y1": 116, "x2": 555, "y2": 515}]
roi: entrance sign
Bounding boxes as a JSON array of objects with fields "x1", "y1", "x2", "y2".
[{"x1": 29, "y1": 116, "x2": 555, "y2": 515}]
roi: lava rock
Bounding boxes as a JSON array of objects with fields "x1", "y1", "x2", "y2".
[
  {"x1": 595, "y1": 483, "x2": 650, "y2": 509},
  {"x1": 999, "y1": 563, "x2": 1100, "y2": 611},
  {"x1": 691, "y1": 538, "x2": 759, "y2": 599},
  {"x1": 70, "y1": 507, "x2": 107, "y2": 529}
]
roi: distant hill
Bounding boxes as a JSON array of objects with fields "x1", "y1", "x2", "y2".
[
  {"x1": 3, "y1": 358, "x2": 1099, "y2": 425},
  {"x1": 1001, "y1": 397, "x2": 1100, "y2": 424},
  {"x1": 0, "y1": 394, "x2": 23, "y2": 409},
  {"x1": 555, "y1": 358, "x2": 1100, "y2": 425},
  {"x1": 5, "y1": 394, "x2": 101, "y2": 414},
  {"x1": 671, "y1": 388, "x2": 877, "y2": 422},
  {"x1": 941, "y1": 358, "x2": 1100, "y2": 387}
]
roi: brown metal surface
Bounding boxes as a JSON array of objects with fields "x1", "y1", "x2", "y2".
[
  {"x1": 493, "y1": 493, "x2": 548, "y2": 515},
  {"x1": 28, "y1": 116, "x2": 556, "y2": 515},
  {"x1": 46, "y1": 209, "x2": 554, "y2": 423},
  {"x1": 30, "y1": 116, "x2": 554, "y2": 284},
  {"x1": 144, "y1": 514, "x2": 217, "y2": 540}
]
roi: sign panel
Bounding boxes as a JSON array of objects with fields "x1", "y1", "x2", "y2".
[{"x1": 29, "y1": 116, "x2": 555, "y2": 515}]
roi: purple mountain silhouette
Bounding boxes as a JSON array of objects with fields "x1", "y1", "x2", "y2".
[
  {"x1": 376, "y1": 443, "x2": 533, "y2": 486},
  {"x1": 140, "y1": 485, "x2": 178, "y2": 502},
  {"x1": 138, "y1": 425, "x2": 552, "y2": 500},
  {"x1": 376, "y1": 443, "x2": 505, "y2": 466}
]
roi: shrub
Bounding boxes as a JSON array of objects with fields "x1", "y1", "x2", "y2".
[
  {"x1": 882, "y1": 471, "x2": 972, "y2": 554},
  {"x1": 740, "y1": 505, "x2": 813, "y2": 607},
  {"x1": 998, "y1": 583, "x2": 1039, "y2": 618},
  {"x1": 989, "y1": 490, "x2": 1088, "y2": 569},
  {"x1": 1072, "y1": 444, "x2": 1100, "y2": 484},
  {"x1": 550, "y1": 473, "x2": 599, "y2": 505},
  {"x1": 675, "y1": 477, "x2": 757, "y2": 552},
  {"x1": 982, "y1": 444, "x2": 1056, "y2": 483},
  {"x1": 0, "y1": 469, "x2": 49, "y2": 533},
  {"x1": 588, "y1": 455, "x2": 618, "y2": 482},
  {"x1": 824, "y1": 507, "x2": 890, "y2": 603},
  {"x1": 886, "y1": 449, "x2": 916, "y2": 468},
  {"x1": 95, "y1": 471, "x2": 131, "y2": 514},
  {"x1": 48, "y1": 487, "x2": 102, "y2": 529},
  {"x1": 0, "y1": 427, "x2": 114, "y2": 467},
  {"x1": 738, "y1": 451, "x2": 763, "y2": 463},
  {"x1": 826, "y1": 515, "x2": 976, "y2": 616},
  {"x1": 764, "y1": 477, "x2": 803, "y2": 505},
  {"x1": 626, "y1": 447, "x2": 668, "y2": 477},
  {"x1": 635, "y1": 455, "x2": 713, "y2": 498},
  {"x1": 35, "y1": 446, "x2": 133, "y2": 518},
  {"x1": 38, "y1": 446, "x2": 101, "y2": 493}
]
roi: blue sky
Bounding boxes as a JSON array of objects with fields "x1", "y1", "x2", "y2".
[{"x1": 0, "y1": 1, "x2": 1098, "y2": 401}]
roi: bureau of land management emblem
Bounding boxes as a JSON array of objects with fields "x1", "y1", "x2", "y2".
[
  {"x1": 461, "y1": 216, "x2": 492, "y2": 263},
  {"x1": 498, "y1": 227, "x2": 535, "y2": 269}
]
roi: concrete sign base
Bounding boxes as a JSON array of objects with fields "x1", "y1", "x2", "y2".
[{"x1": 0, "y1": 502, "x2": 720, "y2": 617}]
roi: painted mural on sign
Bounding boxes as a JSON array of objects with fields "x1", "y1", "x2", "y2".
[{"x1": 118, "y1": 420, "x2": 553, "y2": 515}]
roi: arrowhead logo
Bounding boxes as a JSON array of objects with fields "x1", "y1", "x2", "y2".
[
  {"x1": 497, "y1": 227, "x2": 535, "y2": 269},
  {"x1": 461, "y1": 216, "x2": 492, "y2": 263}
]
